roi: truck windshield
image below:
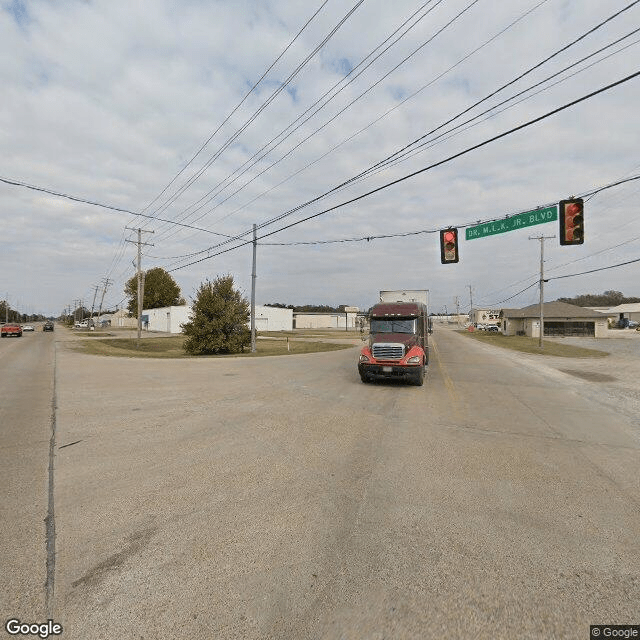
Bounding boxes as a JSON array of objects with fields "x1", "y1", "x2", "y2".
[{"x1": 370, "y1": 318, "x2": 416, "y2": 334}]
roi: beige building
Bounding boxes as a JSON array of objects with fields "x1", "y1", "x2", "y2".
[
  {"x1": 111, "y1": 308, "x2": 137, "y2": 328},
  {"x1": 501, "y1": 302, "x2": 608, "y2": 338}
]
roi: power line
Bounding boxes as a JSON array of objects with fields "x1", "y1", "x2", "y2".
[
  {"x1": 190, "y1": 0, "x2": 552, "y2": 233},
  {"x1": 174, "y1": 2, "x2": 640, "y2": 260},
  {"x1": 153, "y1": 0, "x2": 447, "y2": 241},
  {"x1": 133, "y1": 0, "x2": 330, "y2": 223},
  {"x1": 166, "y1": 70, "x2": 640, "y2": 271},
  {"x1": 492, "y1": 281, "x2": 540, "y2": 306},
  {"x1": 358, "y1": 31, "x2": 640, "y2": 181},
  {"x1": 259, "y1": 174, "x2": 640, "y2": 246},
  {"x1": 333, "y1": 1, "x2": 640, "y2": 191},
  {"x1": 144, "y1": 0, "x2": 366, "y2": 225},
  {"x1": 0, "y1": 176, "x2": 234, "y2": 237},
  {"x1": 548, "y1": 257, "x2": 640, "y2": 280},
  {"x1": 157, "y1": 0, "x2": 479, "y2": 239}
]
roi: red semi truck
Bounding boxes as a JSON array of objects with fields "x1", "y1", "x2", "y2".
[{"x1": 358, "y1": 290, "x2": 431, "y2": 386}]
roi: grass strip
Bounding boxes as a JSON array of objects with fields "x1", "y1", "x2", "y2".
[
  {"x1": 72, "y1": 335, "x2": 354, "y2": 358},
  {"x1": 457, "y1": 331, "x2": 608, "y2": 358}
]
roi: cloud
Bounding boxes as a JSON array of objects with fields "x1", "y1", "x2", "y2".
[{"x1": 1, "y1": 0, "x2": 639, "y2": 315}]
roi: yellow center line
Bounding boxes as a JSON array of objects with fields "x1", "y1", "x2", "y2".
[{"x1": 431, "y1": 337, "x2": 463, "y2": 420}]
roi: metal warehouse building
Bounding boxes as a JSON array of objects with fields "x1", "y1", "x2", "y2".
[
  {"x1": 142, "y1": 304, "x2": 293, "y2": 333},
  {"x1": 142, "y1": 305, "x2": 192, "y2": 334},
  {"x1": 293, "y1": 307, "x2": 359, "y2": 329}
]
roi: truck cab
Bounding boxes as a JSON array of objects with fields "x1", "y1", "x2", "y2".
[{"x1": 358, "y1": 301, "x2": 430, "y2": 386}]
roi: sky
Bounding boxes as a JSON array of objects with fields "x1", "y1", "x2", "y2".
[{"x1": 1, "y1": 0, "x2": 639, "y2": 317}]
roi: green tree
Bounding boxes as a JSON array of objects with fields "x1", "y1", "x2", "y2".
[
  {"x1": 125, "y1": 267, "x2": 185, "y2": 316},
  {"x1": 182, "y1": 275, "x2": 251, "y2": 355},
  {"x1": 557, "y1": 290, "x2": 640, "y2": 307}
]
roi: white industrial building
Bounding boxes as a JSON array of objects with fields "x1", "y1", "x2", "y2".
[
  {"x1": 253, "y1": 305, "x2": 293, "y2": 331},
  {"x1": 294, "y1": 307, "x2": 359, "y2": 329},
  {"x1": 141, "y1": 304, "x2": 293, "y2": 333},
  {"x1": 142, "y1": 305, "x2": 192, "y2": 333}
]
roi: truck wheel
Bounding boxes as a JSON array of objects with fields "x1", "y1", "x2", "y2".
[
  {"x1": 412, "y1": 366, "x2": 424, "y2": 386},
  {"x1": 360, "y1": 373, "x2": 370, "y2": 383}
]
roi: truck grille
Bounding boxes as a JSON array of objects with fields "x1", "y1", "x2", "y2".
[{"x1": 372, "y1": 343, "x2": 404, "y2": 360}]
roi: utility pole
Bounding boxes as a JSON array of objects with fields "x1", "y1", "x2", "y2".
[
  {"x1": 455, "y1": 296, "x2": 460, "y2": 327},
  {"x1": 467, "y1": 284, "x2": 473, "y2": 322},
  {"x1": 251, "y1": 224, "x2": 257, "y2": 353},
  {"x1": 89, "y1": 285, "x2": 100, "y2": 326},
  {"x1": 125, "y1": 227, "x2": 154, "y2": 346},
  {"x1": 97, "y1": 278, "x2": 112, "y2": 329},
  {"x1": 529, "y1": 235, "x2": 555, "y2": 349}
]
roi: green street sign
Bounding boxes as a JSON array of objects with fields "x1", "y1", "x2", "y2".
[{"x1": 465, "y1": 206, "x2": 558, "y2": 240}]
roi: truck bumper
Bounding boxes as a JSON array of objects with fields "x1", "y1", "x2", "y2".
[{"x1": 358, "y1": 362, "x2": 420, "y2": 380}]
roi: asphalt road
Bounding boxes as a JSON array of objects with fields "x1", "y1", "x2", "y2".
[
  {"x1": 2, "y1": 326, "x2": 639, "y2": 639},
  {"x1": 0, "y1": 329, "x2": 55, "y2": 621}
]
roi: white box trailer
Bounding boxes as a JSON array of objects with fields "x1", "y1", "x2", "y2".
[{"x1": 379, "y1": 290, "x2": 429, "y2": 305}]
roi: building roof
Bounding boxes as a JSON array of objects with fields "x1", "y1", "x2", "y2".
[
  {"x1": 502, "y1": 301, "x2": 605, "y2": 319},
  {"x1": 597, "y1": 303, "x2": 640, "y2": 313}
]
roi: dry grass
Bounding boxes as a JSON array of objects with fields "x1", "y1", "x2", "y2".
[
  {"x1": 260, "y1": 329, "x2": 362, "y2": 338},
  {"x1": 72, "y1": 335, "x2": 354, "y2": 358},
  {"x1": 458, "y1": 330, "x2": 608, "y2": 358}
]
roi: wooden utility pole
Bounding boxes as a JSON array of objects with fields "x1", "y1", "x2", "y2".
[
  {"x1": 89, "y1": 285, "x2": 100, "y2": 327},
  {"x1": 125, "y1": 227, "x2": 154, "y2": 347},
  {"x1": 96, "y1": 278, "x2": 112, "y2": 329}
]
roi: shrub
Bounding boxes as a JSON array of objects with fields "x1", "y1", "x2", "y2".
[{"x1": 182, "y1": 275, "x2": 250, "y2": 355}]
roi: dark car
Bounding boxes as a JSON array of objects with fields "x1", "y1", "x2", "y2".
[{"x1": 43, "y1": 321, "x2": 54, "y2": 332}]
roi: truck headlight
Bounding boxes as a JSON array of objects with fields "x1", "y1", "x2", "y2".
[
  {"x1": 359, "y1": 354, "x2": 370, "y2": 363},
  {"x1": 407, "y1": 355, "x2": 421, "y2": 364}
]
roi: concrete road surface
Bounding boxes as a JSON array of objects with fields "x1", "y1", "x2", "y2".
[{"x1": 2, "y1": 326, "x2": 638, "y2": 639}]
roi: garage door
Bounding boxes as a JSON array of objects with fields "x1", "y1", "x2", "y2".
[{"x1": 544, "y1": 321, "x2": 595, "y2": 337}]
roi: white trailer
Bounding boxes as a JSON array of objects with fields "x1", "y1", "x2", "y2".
[{"x1": 379, "y1": 290, "x2": 429, "y2": 305}]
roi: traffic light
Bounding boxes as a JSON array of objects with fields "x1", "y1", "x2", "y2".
[
  {"x1": 440, "y1": 228, "x2": 459, "y2": 264},
  {"x1": 559, "y1": 198, "x2": 584, "y2": 245}
]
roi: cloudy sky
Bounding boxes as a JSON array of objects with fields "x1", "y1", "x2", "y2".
[{"x1": 2, "y1": 0, "x2": 639, "y2": 317}]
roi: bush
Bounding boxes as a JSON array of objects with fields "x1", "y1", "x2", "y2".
[{"x1": 182, "y1": 275, "x2": 250, "y2": 355}]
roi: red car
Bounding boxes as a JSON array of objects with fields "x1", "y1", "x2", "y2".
[{"x1": 1, "y1": 323, "x2": 23, "y2": 337}]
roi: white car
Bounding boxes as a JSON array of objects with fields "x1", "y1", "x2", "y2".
[{"x1": 22, "y1": 325, "x2": 35, "y2": 331}]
